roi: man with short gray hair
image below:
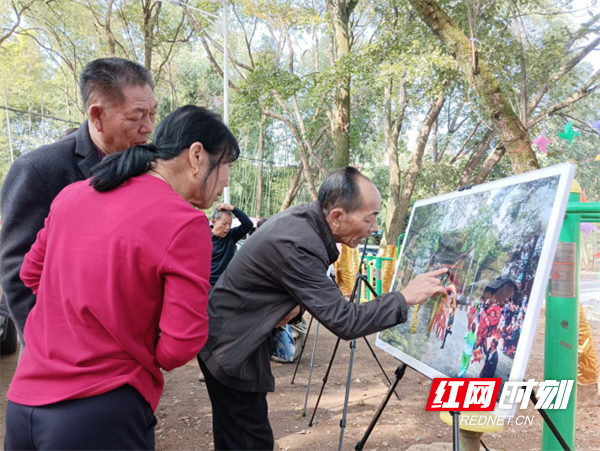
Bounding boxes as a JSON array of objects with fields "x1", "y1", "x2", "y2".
[
  {"x1": 209, "y1": 203, "x2": 254, "y2": 287},
  {"x1": 199, "y1": 166, "x2": 447, "y2": 451},
  {"x1": 0, "y1": 57, "x2": 157, "y2": 339}
]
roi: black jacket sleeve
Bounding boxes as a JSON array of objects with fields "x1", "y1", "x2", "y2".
[
  {"x1": 278, "y1": 245, "x2": 408, "y2": 340},
  {"x1": 0, "y1": 158, "x2": 52, "y2": 337},
  {"x1": 229, "y1": 207, "x2": 254, "y2": 242}
]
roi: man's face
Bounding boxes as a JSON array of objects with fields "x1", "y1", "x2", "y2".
[
  {"x1": 212, "y1": 214, "x2": 232, "y2": 238},
  {"x1": 98, "y1": 84, "x2": 157, "y2": 153},
  {"x1": 328, "y1": 178, "x2": 381, "y2": 248}
]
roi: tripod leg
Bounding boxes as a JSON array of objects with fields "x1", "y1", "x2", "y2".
[
  {"x1": 308, "y1": 337, "x2": 341, "y2": 427},
  {"x1": 355, "y1": 364, "x2": 406, "y2": 451},
  {"x1": 361, "y1": 276, "x2": 378, "y2": 297},
  {"x1": 338, "y1": 338, "x2": 357, "y2": 451},
  {"x1": 358, "y1": 276, "x2": 402, "y2": 400},
  {"x1": 302, "y1": 323, "x2": 320, "y2": 417},
  {"x1": 291, "y1": 315, "x2": 314, "y2": 385},
  {"x1": 450, "y1": 411, "x2": 460, "y2": 451},
  {"x1": 361, "y1": 337, "x2": 401, "y2": 400},
  {"x1": 530, "y1": 389, "x2": 571, "y2": 451}
]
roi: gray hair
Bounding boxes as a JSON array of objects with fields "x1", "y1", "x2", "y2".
[
  {"x1": 80, "y1": 57, "x2": 154, "y2": 109},
  {"x1": 212, "y1": 209, "x2": 233, "y2": 221},
  {"x1": 318, "y1": 166, "x2": 370, "y2": 215}
]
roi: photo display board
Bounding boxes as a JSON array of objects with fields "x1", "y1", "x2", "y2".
[{"x1": 376, "y1": 164, "x2": 575, "y2": 416}]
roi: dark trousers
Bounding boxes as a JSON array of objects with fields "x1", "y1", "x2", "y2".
[
  {"x1": 5, "y1": 384, "x2": 156, "y2": 450},
  {"x1": 199, "y1": 359, "x2": 274, "y2": 451},
  {"x1": 441, "y1": 328, "x2": 452, "y2": 348}
]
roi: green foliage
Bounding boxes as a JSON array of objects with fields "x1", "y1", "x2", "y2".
[{"x1": 0, "y1": 0, "x2": 598, "y2": 224}]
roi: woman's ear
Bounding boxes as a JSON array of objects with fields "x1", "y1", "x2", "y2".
[{"x1": 189, "y1": 142, "x2": 205, "y2": 167}]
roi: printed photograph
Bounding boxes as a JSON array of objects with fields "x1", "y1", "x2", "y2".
[{"x1": 377, "y1": 175, "x2": 563, "y2": 384}]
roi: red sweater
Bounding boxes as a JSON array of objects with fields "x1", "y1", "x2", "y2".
[{"x1": 8, "y1": 174, "x2": 211, "y2": 411}]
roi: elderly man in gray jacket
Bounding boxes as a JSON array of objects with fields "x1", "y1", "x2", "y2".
[
  {"x1": 0, "y1": 58, "x2": 157, "y2": 341},
  {"x1": 199, "y1": 166, "x2": 446, "y2": 451}
]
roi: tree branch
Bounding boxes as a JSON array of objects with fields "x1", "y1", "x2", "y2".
[
  {"x1": 529, "y1": 67, "x2": 600, "y2": 127},
  {"x1": 449, "y1": 122, "x2": 480, "y2": 165},
  {"x1": 3, "y1": 105, "x2": 80, "y2": 124},
  {"x1": 409, "y1": 0, "x2": 538, "y2": 174},
  {"x1": 528, "y1": 35, "x2": 600, "y2": 114},
  {"x1": 0, "y1": 0, "x2": 37, "y2": 47},
  {"x1": 197, "y1": 32, "x2": 243, "y2": 94},
  {"x1": 232, "y1": 2, "x2": 255, "y2": 69},
  {"x1": 473, "y1": 143, "x2": 506, "y2": 185}
]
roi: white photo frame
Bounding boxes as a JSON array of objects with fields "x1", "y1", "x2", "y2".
[{"x1": 375, "y1": 163, "x2": 575, "y2": 417}]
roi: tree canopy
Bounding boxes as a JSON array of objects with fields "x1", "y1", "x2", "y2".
[{"x1": 1, "y1": 0, "x2": 599, "y2": 245}]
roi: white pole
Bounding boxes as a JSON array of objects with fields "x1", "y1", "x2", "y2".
[
  {"x1": 222, "y1": 0, "x2": 229, "y2": 127},
  {"x1": 3, "y1": 88, "x2": 14, "y2": 163},
  {"x1": 222, "y1": 0, "x2": 231, "y2": 204}
]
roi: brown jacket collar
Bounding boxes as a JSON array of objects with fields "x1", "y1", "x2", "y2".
[{"x1": 307, "y1": 201, "x2": 340, "y2": 265}]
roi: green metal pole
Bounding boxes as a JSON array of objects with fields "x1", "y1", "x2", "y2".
[
  {"x1": 581, "y1": 215, "x2": 600, "y2": 221},
  {"x1": 365, "y1": 256, "x2": 374, "y2": 302},
  {"x1": 375, "y1": 257, "x2": 383, "y2": 295},
  {"x1": 566, "y1": 203, "x2": 600, "y2": 214},
  {"x1": 397, "y1": 233, "x2": 405, "y2": 260},
  {"x1": 543, "y1": 183, "x2": 581, "y2": 451},
  {"x1": 372, "y1": 257, "x2": 395, "y2": 295}
]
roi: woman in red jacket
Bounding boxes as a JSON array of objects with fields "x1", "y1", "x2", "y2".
[{"x1": 5, "y1": 105, "x2": 238, "y2": 451}]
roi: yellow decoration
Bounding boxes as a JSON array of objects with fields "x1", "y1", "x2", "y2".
[
  {"x1": 334, "y1": 244, "x2": 359, "y2": 296},
  {"x1": 578, "y1": 304, "x2": 599, "y2": 385},
  {"x1": 570, "y1": 180, "x2": 582, "y2": 194},
  {"x1": 378, "y1": 245, "x2": 398, "y2": 293},
  {"x1": 410, "y1": 305, "x2": 420, "y2": 334},
  {"x1": 595, "y1": 155, "x2": 600, "y2": 161}
]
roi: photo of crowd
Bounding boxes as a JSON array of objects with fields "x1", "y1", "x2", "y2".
[{"x1": 377, "y1": 174, "x2": 563, "y2": 383}]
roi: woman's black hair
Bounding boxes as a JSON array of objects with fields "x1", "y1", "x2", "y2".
[{"x1": 90, "y1": 105, "x2": 239, "y2": 192}]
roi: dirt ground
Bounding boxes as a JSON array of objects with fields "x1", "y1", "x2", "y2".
[{"x1": 2, "y1": 314, "x2": 599, "y2": 451}]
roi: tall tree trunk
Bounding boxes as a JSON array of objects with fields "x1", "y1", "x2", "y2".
[
  {"x1": 431, "y1": 118, "x2": 439, "y2": 162},
  {"x1": 256, "y1": 115, "x2": 266, "y2": 217},
  {"x1": 473, "y1": 144, "x2": 507, "y2": 185},
  {"x1": 328, "y1": 0, "x2": 358, "y2": 168},
  {"x1": 105, "y1": 0, "x2": 116, "y2": 55},
  {"x1": 280, "y1": 165, "x2": 304, "y2": 211},
  {"x1": 386, "y1": 92, "x2": 445, "y2": 246},
  {"x1": 408, "y1": 0, "x2": 538, "y2": 174},
  {"x1": 382, "y1": 79, "x2": 407, "y2": 247},
  {"x1": 142, "y1": 0, "x2": 159, "y2": 69},
  {"x1": 457, "y1": 128, "x2": 494, "y2": 186}
]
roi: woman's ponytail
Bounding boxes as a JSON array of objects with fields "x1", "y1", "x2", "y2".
[
  {"x1": 90, "y1": 105, "x2": 240, "y2": 192},
  {"x1": 90, "y1": 144, "x2": 158, "y2": 192}
]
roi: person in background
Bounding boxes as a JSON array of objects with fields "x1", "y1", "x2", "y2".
[
  {"x1": 4, "y1": 106, "x2": 239, "y2": 451},
  {"x1": 459, "y1": 321, "x2": 478, "y2": 377},
  {"x1": 199, "y1": 167, "x2": 447, "y2": 450},
  {"x1": 197, "y1": 203, "x2": 253, "y2": 383},
  {"x1": 256, "y1": 217, "x2": 268, "y2": 228},
  {"x1": 480, "y1": 337, "x2": 499, "y2": 378},
  {"x1": 59, "y1": 127, "x2": 79, "y2": 139},
  {"x1": 0, "y1": 57, "x2": 157, "y2": 341},
  {"x1": 209, "y1": 204, "x2": 254, "y2": 287},
  {"x1": 440, "y1": 305, "x2": 455, "y2": 349}
]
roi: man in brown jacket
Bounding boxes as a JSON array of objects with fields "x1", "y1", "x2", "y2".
[{"x1": 199, "y1": 166, "x2": 446, "y2": 450}]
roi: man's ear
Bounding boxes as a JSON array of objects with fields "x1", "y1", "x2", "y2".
[
  {"x1": 88, "y1": 104, "x2": 104, "y2": 133},
  {"x1": 328, "y1": 207, "x2": 345, "y2": 230}
]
